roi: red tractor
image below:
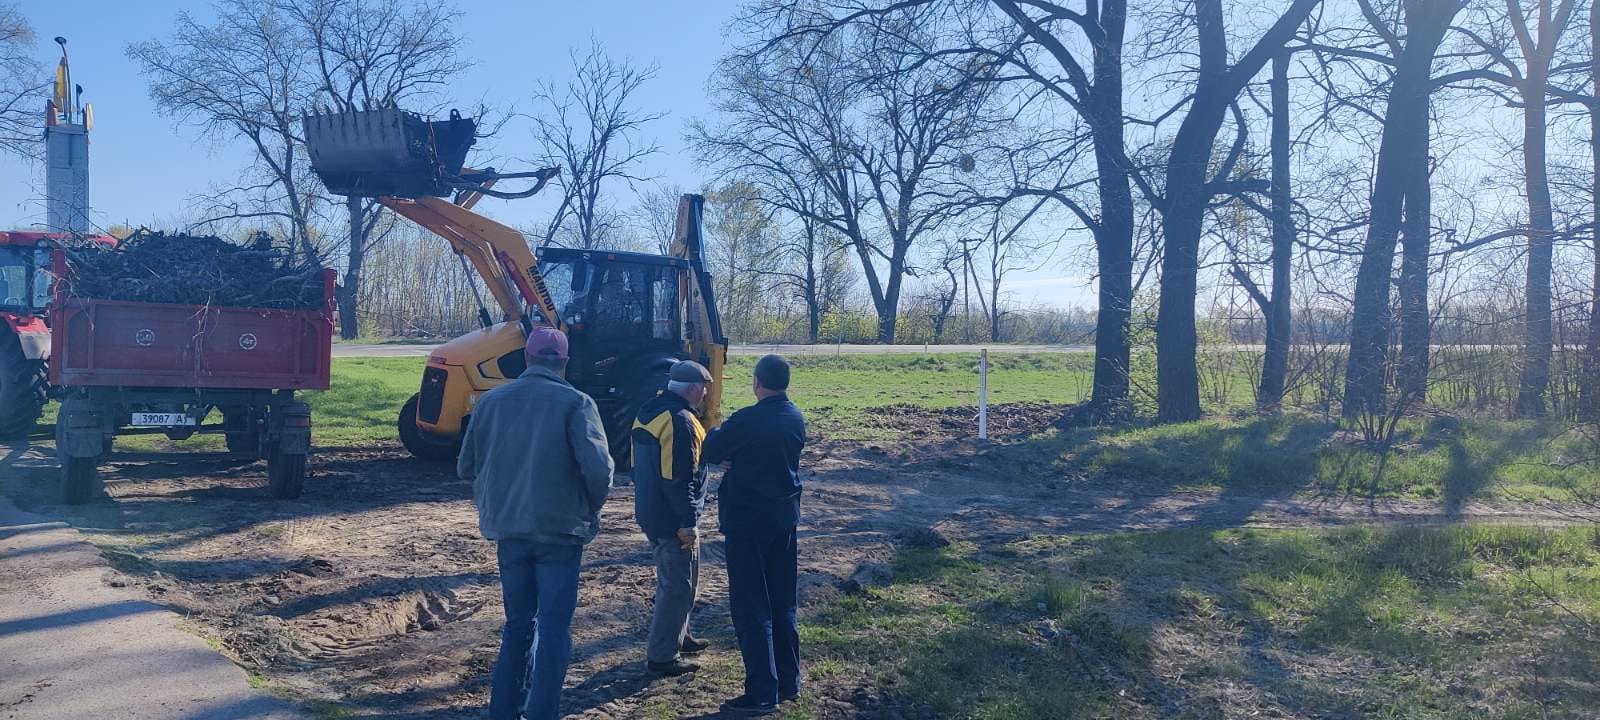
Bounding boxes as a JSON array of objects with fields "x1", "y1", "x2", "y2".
[{"x1": 0, "y1": 231, "x2": 58, "y2": 438}]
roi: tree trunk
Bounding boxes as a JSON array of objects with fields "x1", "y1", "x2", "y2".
[
  {"x1": 989, "y1": 275, "x2": 1002, "y2": 343},
  {"x1": 1258, "y1": 51, "x2": 1294, "y2": 411},
  {"x1": 874, "y1": 239, "x2": 908, "y2": 344},
  {"x1": 1155, "y1": 92, "x2": 1230, "y2": 422},
  {"x1": 1343, "y1": 2, "x2": 1456, "y2": 419},
  {"x1": 337, "y1": 195, "x2": 365, "y2": 341},
  {"x1": 805, "y1": 259, "x2": 821, "y2": 344},
  {"x1": 877, "y1": 285, "x2": 900, "y2": 343},
  {"x1": 1517, "y1": 63, "x2": 1556, "y2": 417},
  {"x1": 1088, "y1": 0, "x2": 1134, "y2": 414},
  {"x1": 1153, "y1": 0, "x2": 1318, "y2": 422},
  {"x1": 1397, "y1": 108, "x2": 1432, "y2": 404}
]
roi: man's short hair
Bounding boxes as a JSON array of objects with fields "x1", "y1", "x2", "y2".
[
  {"x1": 754, "y1": 354, "x2": 790, "y2": 391},
  {"x1": 526, "y1": 349, "x2": 567, "y2": 370}
]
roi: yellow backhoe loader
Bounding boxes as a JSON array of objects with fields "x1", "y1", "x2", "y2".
[{"x1": 303, "y1": 108, "x2": 727, "y2": 463}]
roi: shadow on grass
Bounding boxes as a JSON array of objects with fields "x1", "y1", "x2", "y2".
[{"x1": 817, "y1": 525, "x2": 1600, "y2": 719}]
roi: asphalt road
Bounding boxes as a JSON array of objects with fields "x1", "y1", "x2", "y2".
[
  {"x1": 332, "y1": 342, "x2": 1098, "y2": 358},
  {"x1": 0, "y1": 494, "x2": 304, "y2": 719}
]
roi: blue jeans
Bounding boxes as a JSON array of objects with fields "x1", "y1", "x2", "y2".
[
  {"x1": 726, "y1": 525, "x2": 800, "y2": 703},
  {"x1": 489, "y1": 540, "x2": 583, "y2": 720}
]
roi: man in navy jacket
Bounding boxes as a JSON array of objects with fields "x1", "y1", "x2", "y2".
[{"x1": 703, "y1": 354, "x2": 806, "y2": 716}]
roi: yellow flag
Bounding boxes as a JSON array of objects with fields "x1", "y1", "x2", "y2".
[
  {"x1": 53, "y1": 58, "x2": 67, "y2": 111},
  {"x1": 84, "y1": 103, "x2": 93, "y2": 131}
]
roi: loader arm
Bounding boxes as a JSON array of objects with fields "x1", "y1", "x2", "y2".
[
  {"x1": 379, "y1": 194, "x2": 564, "y2": 332},
  {"x1": 668, "y1": 194, "x2": 730, "y2": 425}
]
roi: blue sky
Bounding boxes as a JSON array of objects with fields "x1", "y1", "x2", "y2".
[{"x1": 0, "y1": 0, "x2": 1095, "y2": 309}]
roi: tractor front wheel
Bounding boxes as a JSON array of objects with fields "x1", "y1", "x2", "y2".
[
  {"x1": 0, "y1": 333, "x2": 47, "y2": 439},
  {"x1": 398, "y1": 393, "x2": 461, "y2": 462}
]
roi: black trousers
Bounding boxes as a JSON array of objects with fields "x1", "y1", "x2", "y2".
[{"x1": 725, "y1": 524, "x2": 799, "y2": 703}]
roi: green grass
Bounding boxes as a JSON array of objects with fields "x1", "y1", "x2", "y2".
[
  {"x1": 302, "y1": 357, "x2": 424, "y2": 444},
  {"x1": 803, "y1": 525, "x2": 1600, "y2": 719},
  {"x1": 42, "y1": 354, "x2": 1598, "y2": 507},
  {"x1": 290, "y1": 353, "x2": 1115, "y2": 445},
  {"x1": 1035, "y1": 412, "x2": 1600, "y2": 501}
]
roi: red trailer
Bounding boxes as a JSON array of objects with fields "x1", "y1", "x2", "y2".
[{"x1": 50, "y1": 255, "x2": 336, "y2": 503}]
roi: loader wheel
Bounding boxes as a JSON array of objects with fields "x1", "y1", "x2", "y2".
[
  {"x1": 0, "y1": 334, "x2": 47, "y2": 439},
  {"x1": 398, "y1": 394, "x2": 460, "y2": 462},
  {"x1": 267, "y1": 450, "x2": 306, "y2": 500},
  {"x1": 606, "y1": 361, "x2": 674, "y2": 471},
  {"x1": 61, "y1": 456, "x2": 101, "y2": 504}
]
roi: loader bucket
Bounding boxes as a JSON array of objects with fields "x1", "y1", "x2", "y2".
[{"x1": 303, "y1": 108, "x2": 477, "y2": 198}]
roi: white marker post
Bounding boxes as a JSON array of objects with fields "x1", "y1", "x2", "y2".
[{"x1": 978, "y1": 349, "x2": 989, "y2": 440}]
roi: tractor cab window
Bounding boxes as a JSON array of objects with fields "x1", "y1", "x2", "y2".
[
  {"x1": 538, "y1": 258, "x2": 592, "y2": 327},
  {"x1": 594, "y1": 265, "x2": 648, "y2": 337},
  {"x1": 32, "y1": 246, "x2": 51, "y2": 308},
  {"x1": 0, "y1": 246, "x2": 30, "y2": 310},
  {"x1": 652, "y1": 271, "x2": 678, "y2": 340}
]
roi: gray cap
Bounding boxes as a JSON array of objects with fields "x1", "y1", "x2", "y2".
[{"x1": 669, "y1": 360, "x2": 713, "y2": 383}]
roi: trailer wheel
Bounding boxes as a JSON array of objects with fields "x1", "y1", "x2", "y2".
[
  {"x1": 62, "y1": 456, "x2": 100, "y2": 504},
  {"x1": 398, "y1": 394, "x2": 460, "y2": 462},
  {"x1": 0, "y1": 334, "x2": 47, "y2": 439},
  {"x1": 267, "y1": 450, "x2": 306, "y2": 499}
]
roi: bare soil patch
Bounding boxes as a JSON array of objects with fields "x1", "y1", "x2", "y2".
[{"x1": 0, "y1": 404, "x2": 1584, "y2": 718}]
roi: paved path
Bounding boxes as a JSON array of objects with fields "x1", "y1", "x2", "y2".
[
  {"x1": 333, "y1": 342, "x2": 1097, "y2": 358},
  {"x1": 0, "y1": 497, "x2": 304, "y2": 720}
]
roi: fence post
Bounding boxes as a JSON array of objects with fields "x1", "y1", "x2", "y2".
[{"x1": 979, "y1": 348, "x2": 989, "y2": 440}]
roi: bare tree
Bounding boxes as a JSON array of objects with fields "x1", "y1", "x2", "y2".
[
  {"x1": 754, "y1": 184, "x2": 854, "y2": 343},
  {"x1": 532, "y1": 42, "x2": 661, "y2": 250},
  {"x1": 1152, "y1": 0, "x2": 1322, "y2": 422},
  {"x1": 129, "y1": 1, "x2": 320, "y2": 254},
  {"x1": 1459, "y1": 0, "x2": 1580, "y2": 416},
  {"x1": 0, "y1": 4, "x2": 43, "y2": 160},
  {"x1": 705, "y1": 6, "x2": 1001, "y2": 343},
  {"x1": 1334, "y1": 0, "x2": 1465, "y2": 419},
  {"x1": 759, "y1": 0, "x2": 1142, "y2": 413},
  {"x1": 705, "y1": 181, "x2": 780, "y2": 339},
  {"x1": 1228, "y1": 49, "x2": 1298, "y2": 411},
  {"x1": 285, "y1": 0, "x2": 468, "y2": 339},
  {"x1": 632, "y1": 183, "x2": 685, "y2": 254},
  {"x1": 926, "y1": 238, "x2": 964, "y2": 343},
  {"x1": 693, "y1": 25, "x2": 877, "y2": 341},
  {"x1": 1586, "y1": 0, "x2": 1600, "y2": 420}
]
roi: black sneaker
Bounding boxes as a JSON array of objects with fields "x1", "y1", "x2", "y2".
[
  {"x1": 779, "y1": 688, "x2": 799, "y2": 703},
  {"x1": 719, "y1": 694, "x2": 778, "y2": 716},
  {"x1": 646, "y1": 657, "x2": 700, "y2": 676},
  {"x1": 680, "y1": 635, "x2": 709, "y2": 655}
]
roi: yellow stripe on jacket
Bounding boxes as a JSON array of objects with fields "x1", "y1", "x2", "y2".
[{"x1": 632, "y1": 409, "x2": 705, "y2": 480}]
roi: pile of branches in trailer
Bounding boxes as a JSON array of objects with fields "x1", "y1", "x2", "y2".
[{"x1": 62, "y1": 231, "x2": 328, "y2": 310}]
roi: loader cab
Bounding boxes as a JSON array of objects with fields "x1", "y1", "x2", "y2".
[
  {"x1": 535, "y1": 247, "x2": 694, "y2": 461},
  {"x1": 536, "y1": 246, "x2": 688, "y2": 375}
]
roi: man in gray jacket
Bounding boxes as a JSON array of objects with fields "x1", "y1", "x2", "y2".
[{"x1": 458, "y1": 326, "x2": 614, "y2": 720}]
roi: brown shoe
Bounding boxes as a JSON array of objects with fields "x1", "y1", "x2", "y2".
[{"x1": 646, "y1": 657, "x2": 700, "y2": 676}]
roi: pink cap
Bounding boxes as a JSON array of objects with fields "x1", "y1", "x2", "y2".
[{"x1": 524, "y1": 326, "x2": 569, "y2": 359}]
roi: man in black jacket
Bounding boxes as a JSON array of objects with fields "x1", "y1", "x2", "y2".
[
  {"x1": 631, "y1": 360, "x2": 714, "y2": 676},
  {"x1": 703, "y1": 354, "x2": 806, "y2": 717}
]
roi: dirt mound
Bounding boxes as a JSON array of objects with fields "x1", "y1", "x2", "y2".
[{"x1": 858, "y1": 401, "x2": 1073, "y2": 439}]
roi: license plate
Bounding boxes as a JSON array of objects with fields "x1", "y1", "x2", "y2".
[{"x1": 130, "y1": 412, "x2": 196, "y2": 427}]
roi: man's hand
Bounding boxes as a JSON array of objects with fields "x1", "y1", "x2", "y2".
[{"x1": 676, "y1": 526, "x2": 699, "y2": 551}]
